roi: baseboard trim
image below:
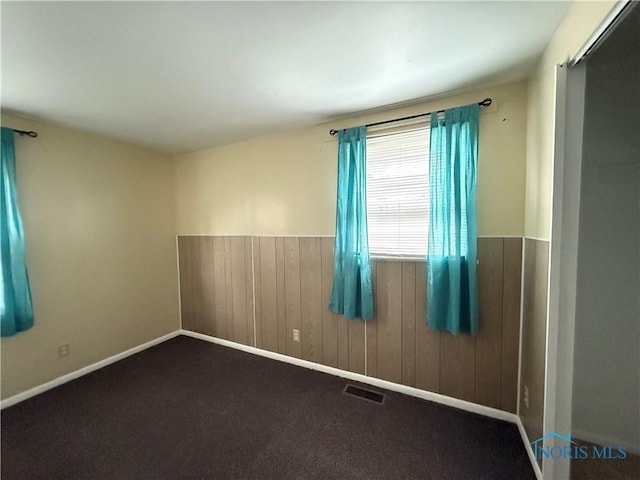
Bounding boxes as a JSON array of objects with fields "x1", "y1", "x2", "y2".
[
  {"x1": 180, "y1": 329, "x2": 516, "y2": 422},
  {"x1": 0, "y1": 330, "x2": 181, "y2": 410},
  {"x1": 517, "y1": 418, "x2": 544, "y2": 480}
]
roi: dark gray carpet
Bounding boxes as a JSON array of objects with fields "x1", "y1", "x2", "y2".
[{"x1": 1, "y1": 335, "x2": 535, "y2": 479}]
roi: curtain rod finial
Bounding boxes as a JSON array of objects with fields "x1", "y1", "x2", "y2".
[{"x1": 12, "y1": 129, "x2": 38, "y2": 138}]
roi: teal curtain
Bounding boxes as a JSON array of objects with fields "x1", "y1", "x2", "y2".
[
  {"x1": 329, "y1": 126, "x2": 374, "y2": 320},
  {"x1": 427, "y1": 105, "x2": 479, "y2": 335},
  {"x1": 1, "y1": 127, "x2": 34, "y2": 337}
]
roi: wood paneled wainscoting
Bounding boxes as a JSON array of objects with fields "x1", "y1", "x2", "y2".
[
  {"x1": 177, "y1": 236, "x2": 523, "y2": 413},
  {"x1": 519, "y1": 238, "x2": 550, "y2": 450}
]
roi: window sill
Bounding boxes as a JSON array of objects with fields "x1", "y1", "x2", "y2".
[{"x1": 370, "y1": 255, "x2": 426, "y2": 262}]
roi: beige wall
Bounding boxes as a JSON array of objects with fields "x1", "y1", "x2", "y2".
[
  {"x1": 175, "y1": 81, "x2": 528, "y2": 237},
  {"x1": 0, "y1": 113, "x2": 180, "y2": 399},
  {"x1": 524, "y1": 0, "x2": 618, "y2": 240}
]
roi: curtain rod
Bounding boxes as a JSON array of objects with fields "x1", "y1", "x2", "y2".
[
  {"x1": 12, "y1": 129, "x2": 38, "y2": 138},
  {"x1": 328, "y1": 98, "x2": 492, "y2": 136}
]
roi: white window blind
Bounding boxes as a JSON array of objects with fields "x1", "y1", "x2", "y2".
[{"x1": 366, "y1": 125, "x2": 430, "y2": 258}]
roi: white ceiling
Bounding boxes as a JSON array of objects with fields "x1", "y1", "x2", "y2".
[{"x1": 1, "y1": 1, "x2": 570, "y2": 154}]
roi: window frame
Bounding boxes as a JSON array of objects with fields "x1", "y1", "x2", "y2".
[{"x1": 365, "y1": 121, "x2": 431, "y2": 261}]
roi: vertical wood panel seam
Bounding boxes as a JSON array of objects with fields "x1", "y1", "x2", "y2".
[
  {"x1": 364, "y1": 320, "x2": 368, "y2": 376},
  {"x1": 516, "y1": 237, "x2": 526, "y2": 415},
  {"x1": 296, "y1": 237, "x2": 301, "y2": 357},
  {"x1": 176, "y1": 236, "x2": 183, "y2": 329},
  {"x1": 500, "y1": 237, "x2": 522, "y2": 413},
  {"x1": 282, "y1": 238, "x2": 287, "y2": 348},
  {"x1": 321, "y1": 238, "x2": 325, "y2": 365},
  {"x1": 274, "y1": 238, "x2": 279, "y2": 350},
  {"x1": 499, "y1": 238, "x2": 505, "y2": 407},
  {"x1": 400, "y1": 263, "x2": 404, "y2": 385},
  {"x1": 438, "y1": 266, "x2": 442, "y2": 388},
  {"x1": 227, "y1": 238, "x2": 234, "y2": 341},
  {"x1": 251, "y1": 236, "x2": 257, "y2": 348},
  {"x1": 415, "y1": 263, "x2": 419, "y2": 388},
  {"x1": 273, "y1": 238, "x2": 279, "y2": 351},
  {"x1": 321, "y1": 240, "x2": 324, "y2": 362},
  {"x1": 276, "y1": 237, "x2": 287, "y2": 355}
]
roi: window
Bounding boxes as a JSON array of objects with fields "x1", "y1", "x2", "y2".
[{"x1": 366, "y1": 124, "x2": 430, "y2": 258}]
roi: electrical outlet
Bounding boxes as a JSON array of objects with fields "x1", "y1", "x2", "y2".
[
  {"x1": 58, "y1": 344, "x2": 70, "y2": 358},
  {"x1": 523, "y1": 384, "x2": 530, "y2": 409},
  {"x1": 292, "y1": 329, "x2": 300, "y2": 342}
]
